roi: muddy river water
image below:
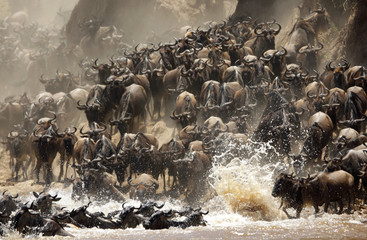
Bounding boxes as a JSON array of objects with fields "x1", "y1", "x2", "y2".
[{"x1": 1, "y1": 141, "x2": 367, "y2": 239}]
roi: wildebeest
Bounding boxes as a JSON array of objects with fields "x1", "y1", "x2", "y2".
[
  {"x1": 272, "y1": 170, "x2": 354, "y2": 218},
  {"x1": 325, "y1": 149, "x2": 367, "y2": 190},
  {"x1": 39, "y1": 71, "x2": 78, "y2": 94},
  {"x1": 31, "y1": 125, "x2": 62, "y2": 184},
  {"x1": 296, "y1": 42, "x2": 323, "y2": 71},
  {"x1": 58, "y1": 127, "x2": 78, "y2": 181},
  {"x1": 55, "y1": 88, "x2": 88, "y2": 129},
  {"x1": 174, "y1": 151, "x2": 211, "y2": 201},
  {"x1": 262, "y1": 47, "x2": 287, "y2": 77},
  {"x1": 0, "y1": 101, "x2": 24, "y2": 137},
  {"x1": 253, "y1": 90, "x2": 300, "y2": 155},
  {"x1": 76, "y1": 166, "x2": 125, "y2": 202},
  {"x1": 77, "y1": 84, "x2": 121, "y2": 127},
  {"x1": 159, "y1": 139, "x2": 186, "y2": 189},
  {"x1": 110, "y1": 83, "x2": 148, "y2": 135},
  {"x1": 290, "y1": 112, "x2": 333, "y2": 173},
  {"x1": 198, "y1": 80, "x2": 221, "y2": 117},
  {"x1": 322, "y1": 88, "x2": 346, "y2": 128},
  {"x1": 321, "y1": 59, "x2": 350, "y2": 90},
  {"x1": 178, "y1": 125, "x2": 202, "y2": 147},
  {"x1": 284, "y1": 7, "x2": 329, "y2": 62},
  {"x1": 0, "y1": 191, "x2": 19, "y2": 218},
  {"x1": 12, "y1": 205, "x2": 73, "y2": 236},
  {"x1": 170, "y1": 91, "x2": 198, "y2": 128},
  {"x1": 31, "y1": 192, "x2": 61, "y2": 215},
  {"x1": 339, "y1": 86, "x2": 367, "y2": 132},
  {"x1": 244, "y1": 20, "x2": 281, "y2": 57},
  {"x1": 128, "y1": 173, "x2": 159, "y2": 200},
  {"x1": 4, "y1": 130, "x2": 33, "y2": 181},
  {"x1": 143, "y1": 210, "x2": 174, "y2": 230}
]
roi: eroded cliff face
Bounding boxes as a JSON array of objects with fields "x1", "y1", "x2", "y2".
[
  {"x1": 65, "y1": 0, "x2": 235, "y2": 46},
  {"x1": 340, "y1": 1, "x2": 367, "y2": 65}
]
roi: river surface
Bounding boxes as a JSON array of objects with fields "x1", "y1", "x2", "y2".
[{"x1": 2, "y1": 141, "x2": 367, "y2": 239}]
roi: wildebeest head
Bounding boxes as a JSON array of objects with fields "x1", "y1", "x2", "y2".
[
  {"x1": 109, "y1": 112, "x2": 132, "y2": 136},
  {"x1": 0, "y1": 191, "x2": 19, "y2": 216},
  {"x1": 272, "y1": 172, "x2": 297, "y2": 198},
  {"x1": 252, "y1": 20, "x2": 281, "y2": 55},
  {"x1": 91, "y1": 58, "x2": 115, "y2": 84},
  {"x1": 136, "y1": 201, "x2": 164, "y2": 218},
  {"x1": 60, "y1": 127, "x2": 77, "y2": 156},
  {"x1": 324, "y1": 157, "x2": 343, "y2": 173},
  {"x1": 79, "y1": 122, "x2": 107, "y2": 142},
  {"x1": 157, "y1": 41, "x2": 177, "y2": 70},
  {"x1": 325, "y1": 59, "x2": 350, "y2": 89},
  {"x1": 31, "y1": 192, "x2": 61, "y2": 215},
  {"x1": 304, "y1": 6, "x2": 330, "y2": 34},
  {"x1": 178, "y1": 125, "x2": 201, "y2": 147},
  {"x1": 262, "y1": 48, "x2": 287, "y2": 77},
  {"x1": 170, "y1": 93, "x2": 197, "y2": 128},
  {"x1": 183, "y1": 209, "x2": 209, "y2": 227},
  {"x1": 143, "y1": 210, "x2": 173, "y2": 230},
  {"x1": 118, "y1": 203, "x2": 143, "y2": 229},
  {"x1": 128, "y1": 178, "x2": 158, "y2": 201},
  {"x1": 339, "y1": 90, "x2": 366, "y2": 131}
]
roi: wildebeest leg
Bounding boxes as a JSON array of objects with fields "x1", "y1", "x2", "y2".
[
  {"x1": 171, "y1": 174, "x2": 177, "y2": 188},
  {"x1": 296, "y1": 207, "x2": 302, "y2": 218},
  {"x1": 282, "y1": 207, "x2": 294, "y2": 219},
  {"x1": 162, "y1": 169, "x2": 166, "y2": 193},
  {"x1": 35, "y1": 160, "x2": 41, "y2": 183},
  {"x1": 29, "y1": 155, "x2": 36, "y2": 178},
  {"x1": 22, "y1": 159, "x2": 27, "y2": 180},
  {"x1": 14, "y1": 158, "x2": 20, "y2": 182},
  {"x1": 45, "y1": 162, "x2": 53, "y2": 185},
  {"x1": 324, "y1": 200, "x2": 330, "y2": 213},
  {"x1": 145, "y1": 103, "x2": 153, "y2": 122},
  {"x1": 64, "y1": 155, "x2": 71, "y2": 180},
  {"x1": 331, "y1": 202, "x2": 338, "y2": 213},
  {"x1": 313, "y1": 204, "x2": 319, "y2": 214},
  {"x1": 10, "y1": 156, "x2": 14, "y2": 180},
  {"x1": 23, "y1": 155, "x2": 32, "y2": 180},
  {"x1": 58, "y1": 154, "x2": 65, "y2": 182},
  {"x1": 338, "y1": 200, "x2": 343, "y2": 214},
  {"x1": 72, "y1": 157, "x2": 77, "y2": 177},
  {"x1": 348, "y1": 189, "x2": 354, "y2": 213},
  {"x1": 154, "y1": 96, "x2": 161, "y2": 120}
]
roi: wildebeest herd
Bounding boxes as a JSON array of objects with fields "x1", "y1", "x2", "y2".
[{"x1": 1, "y1": 4, "x2": 367, "y2": 236}]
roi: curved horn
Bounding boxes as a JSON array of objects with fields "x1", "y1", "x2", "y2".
[
  {"x1": 79, "y1": 126, "x2": 90, "y2": 135},
  {"x1": 48, "y1": 112, "x2": 57, "y2": 123},
  {"x1": 326, "y1": 61, "x2": 336, "y2": 72},
  {"x1": 277, "y1": 47, "x2": 287, "y2": 56},
  {"x1": 271, "y1": 22, "x2": 281, "y2": 35},
  {"x1": 39, "y1": 74, "x2": 47, "y2": 84},
  {"x1": 128, "y1": 179, "x2": 138, "y2": 187},
  {"x1": 70, "y1": 127, "x2": 77, "y2": 134},
  {"x1": 254, "y1": 25, "x2": 263, "y2": 35},
  {"x1": 76, "y1": 100, "x2": 87, "y2": 110}
]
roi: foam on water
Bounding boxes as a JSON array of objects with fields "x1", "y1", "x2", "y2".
[{"x1": 207, "y1": 140, "x2": 286, "y2": 222}]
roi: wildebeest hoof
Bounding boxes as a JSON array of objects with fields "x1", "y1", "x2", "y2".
[
  {"x1": 315, "y1": 212, "x2": 324, "y2": 218},
  {"x1": 344, "y1": 209, "x2": 354, "y2": 214}
]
